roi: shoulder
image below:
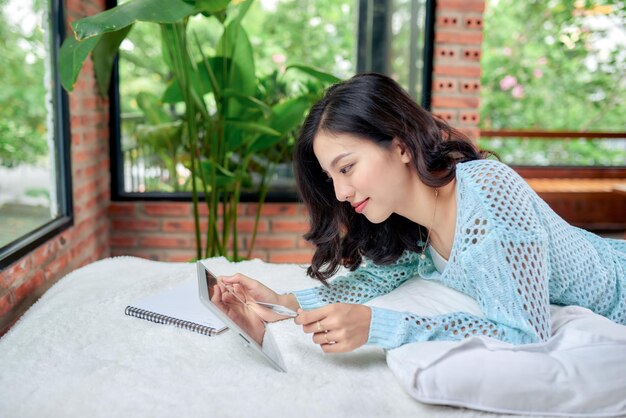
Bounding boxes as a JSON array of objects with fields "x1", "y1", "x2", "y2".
[
  {"x1": 456, "y1": 159, "x2": 523, "y2": 185},
  {"x1": 456, "y1": 159, "x2": 531, "y2": 197},
  {"x1": 456, "y1": 159, "x2": 546, "y2": 234}
]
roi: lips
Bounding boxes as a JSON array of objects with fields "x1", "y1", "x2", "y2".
[{"x1": 352, "y1": 198, "x2": 369, "y2": 214}]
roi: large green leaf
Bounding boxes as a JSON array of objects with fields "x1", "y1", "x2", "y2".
[
  {"x1": 216, "y1": 21, "x2": 256, "y2": 117},
  {"x1": 285, "y1": 64, "x2": 341, "y2": 84},
  {"x1": 92, "y1": 25, "x2": 133, "y2": 96},
  {"x1": 224, "y1": 120, "x2": 280, "y2": 137},
  {"x1": 58, "y1": 34, "x2": 101, "y2": 92},
  {"x1": 248, "y1": 96, "x2": 311, "y2": 153},
  {"x1": 72, "y1": 0, "x2": 195, "y2": 41},
  {"x1": 222, "y1": 89, "x2": 271, "y2": 116},
  {"x1": 268, "y1": 96, "x2": 312, "y2": 135},
  {"x1": 223, "y1": 0, "x2": 253, "y2": 28},
  {"x1": 200, "y1": 160, "x2": 238, "y2": 189},
  {"x1": 162, "y1": 57, "x2": 230, "y2": 103},
  {"x1": 221, "y1": 120, "x2": 280, "y2": 154},
  {"x1": 194, "y1": 0, "x2": 230, "y2": 13}
]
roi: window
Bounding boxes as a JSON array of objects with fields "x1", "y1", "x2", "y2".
[
  {"x1": 357, "y1": 0, "x2": 435, "y2": 106},
  {"x1": 479, "y1": 0, "x2": 626, "y2": 170},
  {"x1": 110, "y1": 0, "x2": 435, "y2": 198},
  {"x1": 0, "y1": 0, "x2": 72, "y2": 268}
]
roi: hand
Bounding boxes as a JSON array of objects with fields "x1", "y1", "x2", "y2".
[
  {"x1": 220, "y1": 273, "x2": 299, "y2": 314},
  {"x1": 220, "y1": 273, "x2": 280, "y2": 305},
  {"x1": 210, "y1": 282, "x2": 265, "y2": 345},
  {"x1": 295, "y1": 303, "x2": 371, "y2": 353}
]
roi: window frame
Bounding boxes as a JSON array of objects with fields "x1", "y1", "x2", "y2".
[
  {"x1": 0, "y1": 0, "x2": 74, "y2": 269},
  {"x1": 480, "y1": 130, "x2": 626, "y2": 177},
  {"x1": 109, "y1": 0, "x2": 437, "y2": 202}
]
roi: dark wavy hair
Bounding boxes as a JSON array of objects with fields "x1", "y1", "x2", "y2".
[{"x1": 294, "y1": 73, "x2": 492, "y2": 284}]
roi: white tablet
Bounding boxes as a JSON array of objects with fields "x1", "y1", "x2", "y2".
[{"x1": 196, "y1": 261, "x2": 287, "y2": 372}]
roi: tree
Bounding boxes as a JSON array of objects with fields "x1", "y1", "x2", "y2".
[
  {"x1": 479, "y1": 0, "x2": 625, "y2": 165},
  {"x1": 0, "y1": 0, "x2": 49, "y2": 167}
]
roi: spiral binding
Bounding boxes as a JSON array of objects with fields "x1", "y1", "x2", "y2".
[{"x1": 125, "y1": 306, "x2": 219, "y2": 336}]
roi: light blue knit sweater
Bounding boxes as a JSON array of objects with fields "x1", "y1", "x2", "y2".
[{"x1": 293, "y1": 159, "x2": 626, "y2": 349}]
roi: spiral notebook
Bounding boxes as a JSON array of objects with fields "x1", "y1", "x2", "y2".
[{"x1": 125, "y1": 279, "x2": 227, "y2": 336}]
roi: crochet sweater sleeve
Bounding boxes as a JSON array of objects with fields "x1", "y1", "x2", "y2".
[
  {"x1": 292, "y1": 243, "x2": 539, "y2": 349},
  {"x1": 292, "y1": 251, "x2": 421, "y2": 309},
  {"x1": 293, "y1": 234, "x2": 549, "y2": 349}
]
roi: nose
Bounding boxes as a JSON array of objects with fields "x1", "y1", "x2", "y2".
[{"x1": 333, "y1": 178, "x2": 354, "y2": 202}]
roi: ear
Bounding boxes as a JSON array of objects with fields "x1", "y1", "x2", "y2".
[{"x1": 392, "y1": 138, "x2": 412, "y2": 163}]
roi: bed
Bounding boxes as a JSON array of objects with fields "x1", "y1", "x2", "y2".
[{"x1": 1, "y1": 256, "x2": 625, "y2": 417}]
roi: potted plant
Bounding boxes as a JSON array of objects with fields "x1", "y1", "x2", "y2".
[{"x1": 58, "y1": 0, "x2": 339, "y2": 260}]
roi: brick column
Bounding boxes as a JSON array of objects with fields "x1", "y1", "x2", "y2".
[{"x1": 431, "y1": 0, "x2": 484, "y2": 141}]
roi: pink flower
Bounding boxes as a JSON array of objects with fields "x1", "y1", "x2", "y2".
[
  {"x1": 533, "y1": 69, "x2": 544, "y2": 78},
  {"x1": 502, "y1": 47, "x2": 512, "y2": 56},
  {"x1": 499, "y1": 75, "x2": 517, "y2": 90},
  {"x1": 511, "y1": 85, "x2": 525, "y2": 98},
  {"x1": 537, "y1": 57, "x2": 547, "y2": 65},
  {"x1": 272, "y1": 53, "x2": 286, "y2": 64}
]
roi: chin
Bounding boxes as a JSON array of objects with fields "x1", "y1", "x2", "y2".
[{"x1": 363, "y1": 212, "x2": 391, "y2": 224}]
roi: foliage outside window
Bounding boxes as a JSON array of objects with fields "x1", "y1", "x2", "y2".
[
  {"x1": 480, "y1": 0, "x2": 626, "y2": 166},
  {"x1": 0, "y1": 0, "x2": 71, "y2": 266},
  {"x1": 117, "y1": 0, "x2": 432, "y2": 194}
]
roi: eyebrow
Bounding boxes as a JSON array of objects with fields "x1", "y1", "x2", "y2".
[{"x1": 328, "y1": 152, "x2": 353, "y2": 171}]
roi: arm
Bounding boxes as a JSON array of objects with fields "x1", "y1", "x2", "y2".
[
  {"x1": 294, "y1": 230, "x2": 552, "y2": 350},
  {"x1": 292, "y1": 250, "x2": 422, "y2": 309}
]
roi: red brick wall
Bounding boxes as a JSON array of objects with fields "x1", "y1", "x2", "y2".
[
  {"x1": 109, "y1": 202, "x2": 313, "y2": 264},
  {"x1": 0, "y1": 0, "x2": 110, "y2": 335}
]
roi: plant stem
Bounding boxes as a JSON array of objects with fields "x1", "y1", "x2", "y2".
[{"x1": 169, "y1": 21, "x2": 202, "y2": 259}]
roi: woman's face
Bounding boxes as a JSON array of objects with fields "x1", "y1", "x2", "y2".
[{"x1": 313, "y1": 131, "x2": 415, "y2": 224}]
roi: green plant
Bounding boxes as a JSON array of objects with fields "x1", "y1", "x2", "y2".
[{"x1": 58, "y1": 0, "x2": 339, "y2": 260}]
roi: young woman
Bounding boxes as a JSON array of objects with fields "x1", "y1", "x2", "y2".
[{"x1": 222, "y1": 73, "x2": 626, "y2": 353}]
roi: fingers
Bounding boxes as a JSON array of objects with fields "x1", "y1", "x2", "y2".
[
  {"x1": 310, "y1": 330, "x2": 353, "y2": 353},
  {"x1": 231, "y1": 283, "x2": 251, "y2": 303},
  {"x1": 311, "y1": 329, "x2": 338, "y2": 346},
  {"x1": 220, "y1": 273, "x2": 254, "y2": 287},
  {"x1": 294, "y1": 306, "x2": 331, "y2": 331},
  {"x1": 210, "y1": 282, "x2": 223, "y2": 303},
  {"x1": 295, "y1": 304, "x2": 370, "y2": 354},
  {"x1": 247, "y1": 302, "x2": 290, "y2": 323}
]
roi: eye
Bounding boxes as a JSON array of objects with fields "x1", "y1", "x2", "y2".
[{"x1": 339, "y1": 164, "x2": 353, "y2": 175}]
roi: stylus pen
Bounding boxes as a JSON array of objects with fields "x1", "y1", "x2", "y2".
[{"x1": 255, "y1": 301, "x2": 298, "y2": 318}]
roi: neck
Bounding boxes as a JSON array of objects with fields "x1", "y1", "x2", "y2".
[
  {"x1": 428, "y1": 180, "x2": 457, "y2": 257},
  {"x1": 402, "y1": 178, "x2": 456, "y2": 229}
]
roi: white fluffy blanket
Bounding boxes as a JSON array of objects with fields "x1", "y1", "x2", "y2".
[
  {"x1": 1, "y1": 257, "x2": 625, "y2": 418},
  {"x1": 0, "y1": 257, "x2": 494, "y2": 418}
]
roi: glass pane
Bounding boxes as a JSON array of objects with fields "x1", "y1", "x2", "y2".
[
  {"x1": 0, "y1": 0, "x2": 58, "y2": 247},
  {"x1": 118, "y1": 0, "x2": 356, "y2": 193},
  {"x1": 479, "y1": 0, "x2": 626, "y2": 166},
  {"x1": 389, "y1": 0, "x2": 427, "y2": 101}
]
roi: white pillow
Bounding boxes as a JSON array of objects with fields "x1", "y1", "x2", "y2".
[{"x1": 367, "y1": 278, "x2": 626, "y2": 417}]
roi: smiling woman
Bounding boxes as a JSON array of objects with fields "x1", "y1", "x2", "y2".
[
  {"x1": 0, "y1": 0, "x2": 72, "y2": 267},
  {"x1": 224, "y1": 73, "x2": 626, "y2": 356}
]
